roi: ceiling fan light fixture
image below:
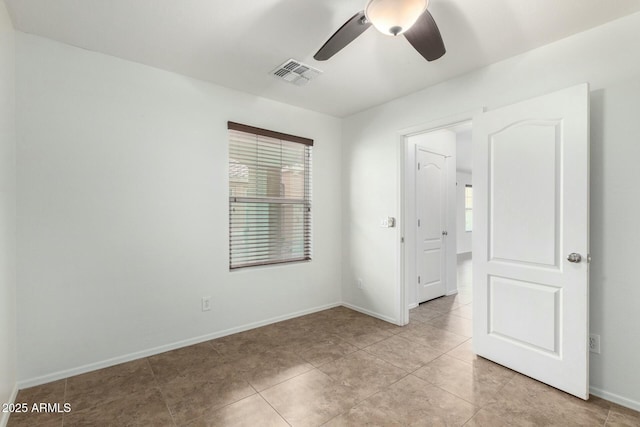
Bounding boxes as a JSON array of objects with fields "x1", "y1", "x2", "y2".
[{"x1": 365, "y1": 0, "x2": 428, "y2": 36}]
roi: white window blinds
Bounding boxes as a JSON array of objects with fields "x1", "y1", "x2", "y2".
[{"x1": 228, "y1": 122, "x2": 312, "y2": 269}]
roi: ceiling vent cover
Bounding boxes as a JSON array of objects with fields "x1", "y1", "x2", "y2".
[{"x1": 270, "y1": 59, "x2": 323, "y2": 86}]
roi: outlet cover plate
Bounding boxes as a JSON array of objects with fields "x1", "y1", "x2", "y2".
[{"x1": 202, "y1": 296, "x2": 212, "y2": 312}]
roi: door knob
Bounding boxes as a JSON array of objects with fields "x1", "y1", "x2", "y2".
[{"x1": 567, "y1": 253, "x2": 582, "y2": 263}]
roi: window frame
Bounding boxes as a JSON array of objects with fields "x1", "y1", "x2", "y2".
[
  {"x1": 464, "y1": 184, "x2": 473, "y2": 232},
  {"x1": 227, "y1": 121, "x2": 313, "y2": 270}
]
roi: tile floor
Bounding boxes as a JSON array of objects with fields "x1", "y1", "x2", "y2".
[{"x1": 8, "y1": 256, "x2": 640, "y2": 426}]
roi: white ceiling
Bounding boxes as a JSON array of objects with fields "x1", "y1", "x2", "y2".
[{"x1": 6, "y1": 0, "x2": 640, "y2": 117}]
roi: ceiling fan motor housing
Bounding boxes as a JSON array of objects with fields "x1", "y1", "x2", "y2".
[{"x1": 365, "y1": 0, "x2": 429, "y2": 36}]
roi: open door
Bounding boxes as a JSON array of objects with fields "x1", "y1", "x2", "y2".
[{"x1": 472, "y1": 84, "x2": 590, "y2": 399}]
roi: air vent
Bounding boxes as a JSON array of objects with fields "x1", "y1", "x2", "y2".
[{"x1": 270, "y1": 59, "x2": 323, "y2": 86}]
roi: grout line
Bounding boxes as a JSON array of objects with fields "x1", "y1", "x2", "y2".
[
  {"x1": 252, "y1": 363, "x2": 315, "y2": 394},
  {"x1": 603, "y1": 408, "x2": 611, "y2": 426},
  {"x1": 60, "y1": 379, "x2": 67, "y2": 427},
  {"x1": 257, "y1": 389, "x2": 292, "y2": 427},
  {"x1": 145, "y1": 357, "x2": 178, "y2": 427},
  {"x1": 258, "y1": 368, "x2": 333, "y2": 426}
]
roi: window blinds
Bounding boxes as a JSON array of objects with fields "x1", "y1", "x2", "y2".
[{"x1": 228, "y1": 122, "x2": 313, "y2": 269}]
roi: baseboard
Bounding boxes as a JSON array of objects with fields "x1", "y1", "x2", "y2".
[
  {"x1": 590, "y1": 386, "x2": 640, "y2": 412},
  {"x1": 341, "y1": 302, "x2": 399, "y2": 325},
  {"x1": 408, "y1": 303, "x2": 418, "y2": 310},
  {"x1": 17, "y1": 301, "x2": 341, "y2": 389},
  {"x1": 446, "y1": 289, "x2": 459, "y2": 296},
  {"x1": 0, "y1": 382, "x2": 19, "y2": 427}
]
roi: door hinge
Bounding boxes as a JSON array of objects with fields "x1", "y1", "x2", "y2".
[
  {"x1": 401, "y1": 237, "x2": 405, "y2": 243},
  {"x1": 442, "y1": 230, "x2": 448, "y2": 236},
  {"x1": 418, "y1": 276, "x2": 421, "y2": 284},
  {"x1": 417, "y1": 162, "x2": 421, "y2": 170},
  {"x1": 418, "y1": 219, "x2": 421, "y2": 227}
]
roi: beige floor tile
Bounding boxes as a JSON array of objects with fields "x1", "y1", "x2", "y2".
[
  {"x1": 15, "y1": 295, "x2": 636, "y2": 427},
  {"x1": 7, "y1": 418, "x2": 61, "y2": 427},
  {"x1": 12, "y1": 379, "x2": 66, "y2": 404},
  {"x1": 261, "y1": 369, "x2": 359, "y2": 427},
  {"x1": 63, "y1": 388, "x2": 173, "y2": 427},
  {"x1": 231, "y1": 348, "x2": 314, "y2": 391},
  {"x1": 450, "y1": 303, "x2": 473, "y2": 320},
  {"x1": 420, "y1": 295, "x2": 466, "y2": 313},
  {"x1": 7, "y1": 380, "x2": 66, "y2": 427},
  {"x1": 364, "y1": 335, "x2": 442, "y2": 372},
  {"x1": 296, "y1": 336, "x2": 359, "y2": 367},
  {"x1": 184, "y1": 394, "x2": 288, "y2": 427},
  {"x1": 318, "y1": 350, "x2": 407, "y2": 401},
  {"x1": 397, "y1": 322, "x2": 468, "y2": 353},
  {"x1": 160, "y1": 362, "x2": 255, "y2": 425},
  {"x1": 426, "y1": 313, "x2": 473, "y2": 337},
  {"x1": 261, "y1": 321, "x2": 331, "y2": 352},
  {"x1": 464, "y1": 407, "x2": 538, "y2": 426},
  {"x1": 446, "y1": 338, "x2": 475, "y2": 363},
  {"x1": 335, "y1": 324, "x2": 394, "y2": 349},
  {"x1": 366, "y1": 316, "x2": 406, "y2": 335},
  {"x1": 409, "y1": 306, "x2": 443, "y2": 323},
  {"x1": 413, "y1": 354, "x2": 514, "y2": 406},
  {"x1": 606, "y1": 403, "x2": 640, "y2": 426},
  {"x1": 468, "y1": 373, "x2": 610, "y2": 426},
  {"x1": 325, "y1": 374, "x2": 476, "y2": 426},
  {"x1": 148, "y1": 342, "x2": 226, "y2": 384},
  {"x1": 209, "y1": 328, "x2": 283, "y2": 359},
  {"x1": 65, "y1": 359, "x2": 157, "y2": 412}
]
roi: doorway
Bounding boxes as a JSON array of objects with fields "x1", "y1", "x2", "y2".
[{"x1": 402, "y1": 118, "x2": 474, "y2": 317}]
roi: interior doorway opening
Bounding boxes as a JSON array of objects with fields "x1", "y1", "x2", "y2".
[{"x1": 401, "y1": 119, "x2": 473, "y2": 322}]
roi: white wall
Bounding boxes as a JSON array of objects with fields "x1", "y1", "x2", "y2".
[
  {"x1": 342, "y1": 12, "x2": 640, "y2": 409},
  {"x1": 456, "y1": 171, "x2": 472, "y2": 254},
  {"x1": 0, "y1": 0, "x2": 17, "y2": 421},
  {"x1": 15, "y1": 33, "x2": 343, "y2": 384}
]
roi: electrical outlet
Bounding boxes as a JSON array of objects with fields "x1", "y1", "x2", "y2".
[
  {"x1": 589, "y1": 334, "x2": 601, "y2": 354},
  {"x1": 357, "y1": 278, "x2": 363, "y2": 289},
  {"x1": 202, "y1": 296, "x2": 212, "y2": 312}
]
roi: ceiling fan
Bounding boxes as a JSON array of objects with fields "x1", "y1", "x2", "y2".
[{"x1": 314, "y1": 0, "x2": 445, "y2": 62}]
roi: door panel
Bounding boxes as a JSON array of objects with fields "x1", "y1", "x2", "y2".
[
  {"x1": 473, "y1": 84, "x2": 589, "y2": 399},
  {"x1": 490, "y1": 121, "x2": 560, "y2": 266},
  {"x1": 489, "y1": 276, "x2": 560, "y2": 354},
  {"x1": 417, "y1": 149, "x2": 447, "y2": 303}
]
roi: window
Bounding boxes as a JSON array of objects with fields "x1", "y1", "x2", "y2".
[
  {"x1": 228, "y1": 122, "x2": 312, "y2": 269},
  {"x1": 464, "y1": 184, "x2": 473, "y2": 232}
]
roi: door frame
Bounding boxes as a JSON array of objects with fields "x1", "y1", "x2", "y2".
[{"x1": 397, "y1": 109, "x2": 483, "y2": 326}]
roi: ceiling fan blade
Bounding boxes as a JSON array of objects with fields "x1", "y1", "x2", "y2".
[
  {"x1": 403, "y1": 10, "x2": 446, "y2": 61},
  {"x1": 314, "y1": 11, "x2": 371, "y2": 61}
]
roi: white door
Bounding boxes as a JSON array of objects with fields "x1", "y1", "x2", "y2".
[
  {"x1": 473, "y1": 84, "x2": 590, "y2": 399},
  {"x1": 416, "y1": 148, "x2": 447, "y2": 303}
]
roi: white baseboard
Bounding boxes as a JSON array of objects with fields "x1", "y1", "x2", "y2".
[
  {"x1": 0, "y1": 383, "x2": 19, "y2": 427},
  {"x1": 408, "y1": 303, "x2": 418, "y2": 310},
  {"x1": 17, "y1": 302, "x2": 341, "y2": 389},
  {"x1": 446, "y1": 289, "x2": 459, "y2": 296},
  {"x1": 590, "y1": 386, "x2": 640, "y2": 412},
  {"x1": 341, "y1": 302, "x2": 399, "y2": 325}
]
